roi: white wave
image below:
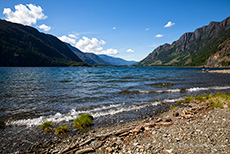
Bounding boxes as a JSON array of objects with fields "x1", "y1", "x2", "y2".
[
  {"x1": 163, "y1": 98, "x2": 184, "y2": 103},
  {"x1": 7, "y1": 104, "x2": 121, "y2": 127},
  {"x1": 8, "y1": 102, "x2": 159, "y2": 127},
  {"x1": 187, "y1": 86, "x2": 230, "y2": 92}
]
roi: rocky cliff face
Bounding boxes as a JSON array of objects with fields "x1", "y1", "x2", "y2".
[
  {"x1": 139, "y1": 16, "x2": 230, "y2": 67},
  {"x1": 205, "y1": 39, "x2": 230, "y2": 67}
]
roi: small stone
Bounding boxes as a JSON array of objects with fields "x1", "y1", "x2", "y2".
[
  {"x1": 106, "y1": 147, "x2": 113, "y2": 153},
  {"x1": 173, "y1": 112, "x2": 179, "y2": 117},
  {"x1": 165, "y1": 118, "x2": 172, "y2": 122},
  {"x1": 156, "y1": 118, "x2": 162, "y2": 122}
]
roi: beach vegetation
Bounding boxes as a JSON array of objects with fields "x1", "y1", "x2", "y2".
[
  {"x1": 74, "y1": 113, "x2": 93, "y2": 130},
  {"x1": 153, "y1": 99, "x2": 159, "y2": 102},
  {"x1": 208, "y1": 93, "x2": 214, "y2": 99},
  {"x1": 184, "y1": 96, "x2": 195, "y2": 103},
  {"x1": 55, "y1": 125, "x2": 69, "y2": 135},
  {"x1": 177, "y1": 100, "x2": 185, "y2": 104},
  {"x1": 170, "y1": 106, "x2": 176, "y2": 110},
  {"x1": 195, "y1": 95, "x2": 207, "y2": 102},
  {"x1": 211, "y1": 102, "x2": 223, "y2": 108},
  {"x1": 179, "y1": 88, "x2": 186, "y2": 93},
  {"x1": 39, "y1": 121, "x2": 53, "y2": 133}
]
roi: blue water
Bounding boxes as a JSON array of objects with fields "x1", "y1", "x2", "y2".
[{"x1": 1, "y1": 67, "x2": 230, "y2": 126}]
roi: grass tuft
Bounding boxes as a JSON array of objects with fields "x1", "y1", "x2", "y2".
[
  {"x1": 74, "y1": 113, "x2": 93, "y2": 130},
  {"x1": 55, "y1": 125, "x2": 69, "y2": 135},
  {"x1": 177, "y1": 100, "x2": 185, "y2": 104},
  {"x1": 170, "y1": 106, "x2": 176, "y2": 110},
  {"x1": 39, "y1": 121, "x2": 53, "y2": 133},
  {"x1": 184, "y1": 96, "x2": 195, "y2": 103},
  {"x1": 211, "y1": 102, "x2": 223, "y2": 108},
  {"x1": 153, "y1": 99, "x2": 159, "y2": 102}
]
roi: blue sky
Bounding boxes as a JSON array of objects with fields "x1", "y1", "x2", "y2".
[{"x1": 0, "y1": 0, "x2": 229, "y2": 61}]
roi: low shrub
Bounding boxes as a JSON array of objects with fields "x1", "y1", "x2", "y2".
[
  {"x1": 55, "y1": 125, "x2": 69, "y2": 135},
  {"x1": 74, "y1": 113, "x2": 93, "y2": 130},
  {"x1": 170, "y1": 106, "x2": 176, "y2": 110}
]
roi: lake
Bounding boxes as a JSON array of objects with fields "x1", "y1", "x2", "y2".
[{"x1": 1, "y1": 67, "x2": 230, "y2": 127}]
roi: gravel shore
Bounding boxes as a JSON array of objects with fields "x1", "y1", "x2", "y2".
[
  {"x1": 208, "y1": 69, "x2": 230, "y2": 74},
  {"x1": 28, "y1": 94, "x2": 230, "y2": 154},
  {"x1": 1, "y1": 93, "x2": 230, "y2": 154}
]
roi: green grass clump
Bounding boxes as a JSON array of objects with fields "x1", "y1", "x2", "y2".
[
  {"x1": 55, "y1": 125, "x2": 69, "y2": 135},
  {"x1": 184, "y1": 96, "x2": 195, "y2": 103},
  {"x1": 153, "y1": 99, "x2": 159, "y2": 102},
  {"x1": 39, "y1": 121, "x2": 52, "y2": 129},
  {"x1": 211, "y1": 102, "x2": 223, "y2": 109},
  {"x1": 195, "y1": 95, "x2": 207, "y2": 102},
  {"x1": 170, "y1": 106, "x2": 176, "y2": 110},
  {"x1": 177, "y1": 100, "x2": 185, "y2": 104},
  {"x1": 39, "y1": 121, "x2": 53, "y2": 133},
  {"x1": 74, "y1": 113, "x2": 93, "y2": 130},
  {"x1": 208, "y1": 93, "x2": 214, "y2": 99}
]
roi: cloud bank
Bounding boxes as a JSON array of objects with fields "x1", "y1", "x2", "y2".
[
  {"x1": 59, "y1": 35, "x2": 118, "y2": 55},
  {"x1": 3, "y1": 4, "x2": 47, "y2": 26},
  {"x1": 164, "y1": 21, "x2": 175, "y2": 28}
]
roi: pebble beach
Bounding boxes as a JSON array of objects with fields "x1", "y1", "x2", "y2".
[{"x1": 22, "y1": 93, "x2": 230, "y2": 154}]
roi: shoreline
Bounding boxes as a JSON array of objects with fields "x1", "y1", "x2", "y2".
[
  {"x1": 208, "y1": 69, "x2": 230, "y2": 74},
  {"x1": 28, "y1": 93, "x2": 230, "y2": 153},
  {"x1": 1, "y1": 92, "x2": 229, "y2": 153}
]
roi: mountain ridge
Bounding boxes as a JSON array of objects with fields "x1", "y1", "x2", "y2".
[
  {"x1": 139, "y1": 16, "x2": 230, "y2": 67},
  {"x1": 98, "y1": 54, "x2": 138, "y2": 66},
  {"x1": 65, "y1": 43, "x2": 111, "y2": 66},
  {"x1": 0, "y1": 20, "x2": 85, "y2": 66}
]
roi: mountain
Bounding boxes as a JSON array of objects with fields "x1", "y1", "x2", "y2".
[
  {"x1": 205, "y1": 39, "x2": 230, "y2": 67},
  {"x1": 0, "y1": 20, "x2": 85, "y2": 66},
  {"x1": 139, "y1": 16, "x2": 230, "y2": 67},
  {"x1": 65, "y1": 43, "x2": 111, "y2": 65},
  {"x1": 98, "y1": 54, "x2": 138, "y2": 66}
]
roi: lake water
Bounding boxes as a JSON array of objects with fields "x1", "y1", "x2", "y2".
[{"x1": 1, "y1": 67, "x2": 230, "y2": 127}]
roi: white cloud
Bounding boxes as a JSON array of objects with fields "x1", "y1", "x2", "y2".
[
  {"x1": 126, "y1": 49, "x2": 134, "y2": 53},
  {"x1": 75, "y1": 36, "x2": 106, "y2": 53},
  {"x1": 101, "y1": 48, "x2": 118, "y2": 55},
  {"x1": 68, "y1": 34, "x2": 78, "y2": 39},
  {"x1": 145, "y1": 28, "x2": 150, "y2": 31},
  {"x1": 113, "y1": 27, "x2": 116, "y2": 30},
  {"x1": 58, "y1": 35, "x2": 76, "y2": 46},
  {"x1": 38, "y1": 24, "x2": 51, "y2": 31},
  {"x1": 3, "y1": 4, "x2": 47, "y2": 26},
  {"x1": 155, "y1": 34, "x2": 163, "y2": 38},
  {"x1": 164, "y1": 21, "x2": 175, "y2": 28}
]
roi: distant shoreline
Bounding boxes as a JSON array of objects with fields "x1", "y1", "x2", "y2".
[{"x1": 208, "y1": 69, "x2": 230, "y2": 74}]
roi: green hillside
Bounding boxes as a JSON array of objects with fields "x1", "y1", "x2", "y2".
[{"x1": 0, "y1": 20, "x2": 86, "y2": 66}]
